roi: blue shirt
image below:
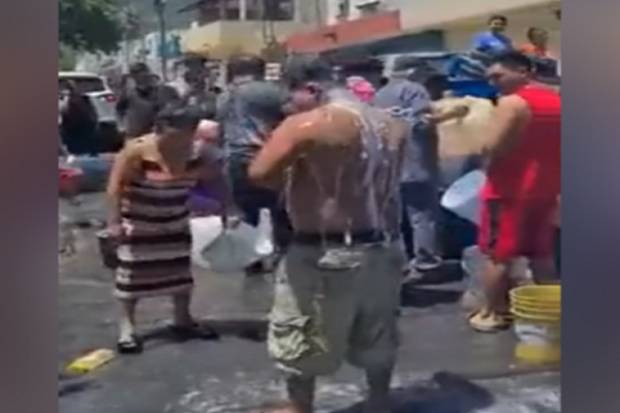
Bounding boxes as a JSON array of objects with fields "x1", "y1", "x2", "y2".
[{"x1": 472, "y1": 31, "x2": 513, "y2": 55}]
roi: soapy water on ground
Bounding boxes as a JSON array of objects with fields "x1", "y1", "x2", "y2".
[{"x1": 167, "y1": 371, "x2": 559, "y2": 413}]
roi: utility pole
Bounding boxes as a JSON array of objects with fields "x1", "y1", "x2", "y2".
[
  {"x1": 122, "y1": 9, "x2": 131, "y2": 73},
  {"x1": 154, "y1": 0, "x2": 168, "y2": 81}
]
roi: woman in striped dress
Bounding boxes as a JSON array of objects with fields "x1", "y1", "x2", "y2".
[{"x1": 107, "y1": 104, "x2": 219, "y2": 353}]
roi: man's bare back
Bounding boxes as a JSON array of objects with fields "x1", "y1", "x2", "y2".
[{"x1": 249, "y1": 101, "x2": 408, "y2": 234}]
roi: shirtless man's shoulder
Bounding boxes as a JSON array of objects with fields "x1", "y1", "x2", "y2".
[{"x1": 274, "y1": 106, "x2": 354, "y2": 145}]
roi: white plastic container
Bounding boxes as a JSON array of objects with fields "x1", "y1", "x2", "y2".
[
  {"x1": 441, "y1": 170, "x2": 486, "y2": 226},
  {"x1": 190, "y1": 211, "x2": 274, "y2": 274}
]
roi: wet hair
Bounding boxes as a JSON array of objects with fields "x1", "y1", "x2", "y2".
[
  {"x1": 492, "y1": 51, "x2": 533, "y2": 73},
  {"x1": 283, "y1": 54, "x2": 334, "y2": 89},
  {"x1": 227, "y1": 54, "x2": 266, "y2": 81},
  {"x1": 488, "y1": 14, "x2": 508, "y2": 24},
  {"x1": 129, "y1": 62, "x2": 150, "y2": 76},
  {"x1": 154, "y1": 103, "x2": 201, "y2": 134}
]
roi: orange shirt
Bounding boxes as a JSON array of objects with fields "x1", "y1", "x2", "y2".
[{"x1": 519, "y1": 43, "x2": 551, "y2": 58}]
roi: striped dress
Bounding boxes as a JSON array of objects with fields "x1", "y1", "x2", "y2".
[{"x1": 115, "y1": 159, "x2": 201, "y2": 300}]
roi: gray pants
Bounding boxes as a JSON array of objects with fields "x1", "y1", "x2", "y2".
[{"x1": 400, "y1": 181, "x2": 442, "y2": 269}]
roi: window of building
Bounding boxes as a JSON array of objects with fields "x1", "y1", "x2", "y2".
[
  {"x1": 198, "y1": 1, "x2": 221, "y2": 25},
  {"x1": 264, "y1": 0, "x2": 295, "y2": 21},
  {"x1": 356, "y1": 0, "x2": 381, "y2": 16},
  {"x1": 246, "y1": 0, "x2": 263, "y2": 20},
  {"x1": 337, "y1": 0, "x2": 350, "y2": 21},
  {"x1": 197, "y1": 0, "x2": 241, "y2": 23},
  {"x1": 223, "y1": 0, "x2": 240, "y2": 20}
]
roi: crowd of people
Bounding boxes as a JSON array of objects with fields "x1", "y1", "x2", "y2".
[{"x1": 103, "y1": 24, "x2": 560, "y2": 412}]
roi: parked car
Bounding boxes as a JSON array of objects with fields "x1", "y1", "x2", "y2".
[
  {"x1": 59, "y1": 72, "x2": 123, "y2": 154},
  {"x1": 380, "y1": 51, "x2": 457, "y2": 78}
]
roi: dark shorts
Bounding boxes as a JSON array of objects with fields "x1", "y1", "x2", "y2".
[{"x1": 478, "y1": 198, "x2": 556, "y2": 261}]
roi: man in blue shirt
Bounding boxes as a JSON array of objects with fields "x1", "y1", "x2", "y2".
[{"x1": 472, "y1": 15, "x2": 513, "y2": 55}]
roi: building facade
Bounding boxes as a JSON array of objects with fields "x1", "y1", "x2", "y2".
[
  {"x1": 179, "y1": 0, "x2": 328, "y2": 59},
  {"x1": 324, "y1": 0, "x2": 561, "y2": 57}
]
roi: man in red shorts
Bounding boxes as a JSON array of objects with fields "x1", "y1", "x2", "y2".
[{"x1": 469, "y1": 52, "x2": 561, "y2": 332}]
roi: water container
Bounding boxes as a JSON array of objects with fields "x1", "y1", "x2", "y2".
[
  {"x1": 96, "y1": 230, "x2": 119, "y2": 269},
  {"x1": 441, "y1": 170, "x2": 485, "y2": 225},
  {"x1": 255, "y1": 208, "x2": 275, "y2": 257},
  {"x1": 510, "y1": 285, "x2": 561, "y2": 364},
  {"x1": 191, "y1": 216, "x2": 265, "y2": 273}
]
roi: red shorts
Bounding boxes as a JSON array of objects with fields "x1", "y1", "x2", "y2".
[{"x1": 478, "y1": 197, "x2": 557, "y2": 261}]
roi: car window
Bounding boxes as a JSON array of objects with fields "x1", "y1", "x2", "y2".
[{"x1": 59, "y1": 77, "x2": 106, "y2": 94}]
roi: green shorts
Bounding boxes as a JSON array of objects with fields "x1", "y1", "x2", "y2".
[{"x1": 268, "y1": 241, "x2": 404, "y2": 378}]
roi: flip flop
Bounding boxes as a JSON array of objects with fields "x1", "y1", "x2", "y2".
[
  {"x1": 168, "y1": 323, "x2": 220, "y2": 342},
  {"x1": 468, "y1": 311, "x2": 511, "y2": 333},
  {"x1": 117, "y1": 335, "x2": 143, "y2": 354}
]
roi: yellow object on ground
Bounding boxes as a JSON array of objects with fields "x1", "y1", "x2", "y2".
[
  {"x1": 510, "y1": 285, "x2": 561, "y2": 364},
  {"x1": 66, "y1": 349, "x2": 115, "y2": 375}
]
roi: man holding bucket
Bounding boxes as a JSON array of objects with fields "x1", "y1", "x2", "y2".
[{"x1": 469, "y1": 52, "x2": 561, "y2": 333}]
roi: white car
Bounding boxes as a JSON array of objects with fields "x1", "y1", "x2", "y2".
[{"x1": 59, "y1": 72, "x2": 122, "y2": 153}]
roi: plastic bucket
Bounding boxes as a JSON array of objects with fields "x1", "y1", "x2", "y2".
[
  {"x1": 96, "y1": 230, "x2": 119, "y2": 269},
  {"x1": 441, "y1": 170, "x2": 485, "y2": 226},
  {"x1": 510, "y1": 285, "x2": 561, "y2": 364},
  {"x1": 191, "y1": 211, "x2": 274, "y2": 274},
  {"x1": 59, "y1": 167, "x2": 83, "y2": 198},
  {"x1": 513, "y1": 319, "x2": 561, "y2": 364}
]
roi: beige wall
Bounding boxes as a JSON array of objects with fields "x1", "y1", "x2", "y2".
[
  {"x1": 337, "y1": 0, "x2": 558, "y2": 27},
  {"x1": 325, "y1": 0, "x2": 560, "y2": 55},
  {"x1": 181, "y1": 20, "x2": 308, "y2": 58},
  {"x1": 396, "y1": 0, "x2": 559, "y2": 29}
]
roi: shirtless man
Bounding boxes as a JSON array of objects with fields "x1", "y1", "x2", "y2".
[{"x1": 249, "y1": 56, "x2": 408, "y2": 413}]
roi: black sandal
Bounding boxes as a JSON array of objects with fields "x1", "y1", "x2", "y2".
[
  {"x1": 116, "y1": 335, "x2": 143, "y2": 354},
  {"x1": 168, "y1": 323, "x2": 220, "y2": 342}
]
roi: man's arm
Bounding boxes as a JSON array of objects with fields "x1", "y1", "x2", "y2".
[
  {"x1": 248, "y1": 115, "x2": 310, "y2": 189},
  {"x1": 116, "y1": 90, "x2": 130, "y2": 119},
  {"x1": 428, "y1": 103, "x2": 470, "y2": 124},
  {"x1": 483, "y1": 95, "x2": 531, "y2": 160}
]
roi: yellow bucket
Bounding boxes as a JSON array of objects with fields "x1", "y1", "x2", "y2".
[
  {"x1": 510, "y1": 285, "x2": 561, "y2": 364},
  {"x1": 510, "y1": 285, "x2": 560, "y2": 303}
]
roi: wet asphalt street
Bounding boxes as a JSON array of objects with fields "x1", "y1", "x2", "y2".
[{"x1": 58, "y1": 194, "x2": 560, "y2": 413}]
